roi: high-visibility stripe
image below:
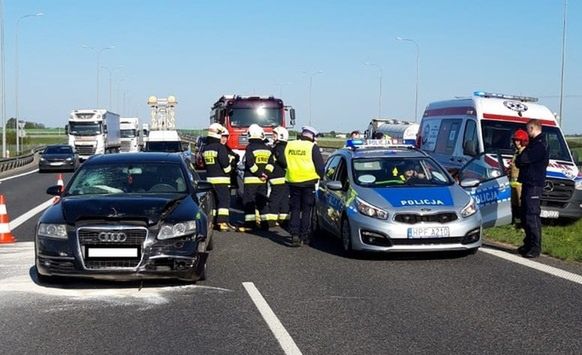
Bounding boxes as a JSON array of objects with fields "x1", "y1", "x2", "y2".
[
  {"x1": 0, "y1": 223, "x2": 10, "y2": 233},
  {"x1": 269, "y1": 177, "x2": 286, "y2": 185},
  {"x1": 510, "y1": 181, "x2": 522, "y2": 188},
  {"x1": 244, "y1": 176, "x2": 265, "y2": 184},
  {"x1": 250, "y1": 164, "x2": 259, "y2": 173},
  {"x1": 262, "y1": 214, "x2": 278, "y2": 221},
  {"x1": 245, "y1": 214, "x2": 257, "y2": 221},
  {"x1": 208, "y1": 177, "x2": 230, "y2": 184},
  {"x1": 218, "y1": 208, "x2": 229, "y2": 216},
  {"x1": 265, "y1": 164, "x2": 274, "y2": 172},
  {"x1": 278, "y1": 214, "x2": 289, "y2": 220},
  {"x1": 223, "y1": 165, "x2": 232, "y2": 174},
  {"x1": 0, "y1": 205, "x2": 6, "y2": 214}
]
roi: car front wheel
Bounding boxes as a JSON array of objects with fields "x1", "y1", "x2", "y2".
[{"x1": 341, "y1": 218, "x2": 353, "y2": 256}]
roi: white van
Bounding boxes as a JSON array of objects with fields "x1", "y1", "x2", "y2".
[{"x1": 418, "y1": 91, "x2": 582, "y2": 224}]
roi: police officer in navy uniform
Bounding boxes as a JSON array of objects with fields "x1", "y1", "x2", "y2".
[
  {"x1": 240, "y1": 124, "x2": 275, "y2": 231},
  {"x1": 201, "y1": 123, "x2": 234, "y2": 231},
  {"x1": 515, "y1": 119, "x2": 549, "y2": 258},
  {"x1": 284, "y1": 126, "x2": 325, "y2": 247},
  {"x1": 269, "y1": 126, "x2": 290, "y2": 226}
]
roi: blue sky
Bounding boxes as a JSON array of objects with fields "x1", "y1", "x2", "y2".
[{"x1": 4, "y1": 0, "x2": 581, "y2": 133}]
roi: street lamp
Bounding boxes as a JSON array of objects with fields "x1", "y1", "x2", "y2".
[
  {"x1": 396, "y1": 36, "x2": 420, "y2": 122},
  {"x1": 82, "y1": 45, "x2": 114, "y2": 107},
  {"x1": 302, "y1": 71, "x2": 323, "y2": 126},
  {"x1": 274, "y1": 81, "x2": 292, "y2": 98},
  {"x1": 15, "y1": 11, "x2": 43, "y2": 155},
  {"x1": 100, "y1": 65, "x2": 123, "y2": 110},
  {"x1": 558, "y1": 0, "x2": 568, "y2": 127},
  {"x1": 365, "y1": 62, "x2": 383, "y2": 119}
]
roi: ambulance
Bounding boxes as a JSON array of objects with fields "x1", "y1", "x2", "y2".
[{"x1": 417, "y1": 91, "x2": 582, "y2": 223}]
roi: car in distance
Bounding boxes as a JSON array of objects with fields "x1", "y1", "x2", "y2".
[
  {"x1": 313, "y1": 140, "x2": 498, "y2": 255},
  {"x1": 35, "y1": 152, "x2": 215, "y2": 283},
  {"x1": 38, "y1": 144, "x2": 78, "y2": 172}
]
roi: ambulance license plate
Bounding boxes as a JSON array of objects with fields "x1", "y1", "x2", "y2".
[
  {"x1": 540, "y1": 210, "x2": 559, "y2": 219},
  {"x1": 407, "y1": 227, "x2": 450, "y2": 238}
]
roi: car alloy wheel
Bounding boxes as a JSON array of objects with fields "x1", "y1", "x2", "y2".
[{"x1": 341, "y1": 218, "x2": 352, "y2": 254}]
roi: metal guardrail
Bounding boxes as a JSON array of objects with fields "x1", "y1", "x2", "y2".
[{"x1": 0, "y1": 146, "x2": 45, "y2": 173}]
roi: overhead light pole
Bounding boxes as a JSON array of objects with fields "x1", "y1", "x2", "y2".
[
  {"x1": 15, "y1": 12, "x2": 43, "y2": 155},
  {"x1": 303, "y1": 71, "x2": 323, "y2": 126},
  {"x1": 1, "y1": 0, "x2": 6, "y2": 157},
  {"x1": 558, "y1": 0, "x2": 568, "y2": 127},
  {"x1": 365, "y1": 62, "x2": 383, "y2": 119},
  {"x1": 82, "y1": 45, "x2": 114, "y2": 108},
  {"x1": 396, "y1": 36, "x2": 420, "y2": 122},
  {"x1": 100, "y1": 65, "x2": 123, "y2": 110}
]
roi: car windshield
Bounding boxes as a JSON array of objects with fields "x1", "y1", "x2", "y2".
[
  {"x1": 482, "y1": 120, "x2": 572, "y2": 161},
  {"x1": 352, "y1": 157, "x2": 453, "y2": 187},
  {"x1": 120, "y1": 129, "x2": 137, "y2": 138},
  {"x1": 68, "y1": 163, "x2": 187, "y2": 195},
  {"x1": 45, "y1": 146, "x2": 73, "y2": 154},
  {"x1": 229, "y1": 107, "x2": 282, "y2": 127},
  {"x1": 69, "y1": 122, "x2": 102, "y2": 136}
]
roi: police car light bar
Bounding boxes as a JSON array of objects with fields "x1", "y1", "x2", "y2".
[
  {"x1": 345, "y1": 139, "x2": 415, "y2": 150},
  {"x1": 473, "y1": 91, "x2": 538, "y2": 103}
]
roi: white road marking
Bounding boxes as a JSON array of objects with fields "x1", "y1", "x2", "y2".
[
  {"x1": 0, "y1": 168, "x2": 39, "y2": 182},
  {"x1": 243, "y1": 282, "x2": 302, "y2": 355},
  {"x1": 9, "y1": 198, "x2": 54, "y2": 230},
  {"x1": 481, "y1": 247, "x2": 582, "y2": 286}
]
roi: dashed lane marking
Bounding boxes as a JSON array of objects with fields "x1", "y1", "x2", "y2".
[
  {"x1": 481, "y1": 247, "x2": 582, "y2": 286},
  {"x1": 0, "y1": 168, "x2": 39, "y2": 182},
  {"x1": 243, "y1": 282, "x2": 302, "y2": 355}
]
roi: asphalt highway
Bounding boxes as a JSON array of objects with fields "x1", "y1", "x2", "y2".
[{"x1": 1, "y1": 167, "x2": 581, "y2": 354}]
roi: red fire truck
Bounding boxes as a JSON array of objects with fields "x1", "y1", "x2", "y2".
[{"x1": 209, "y1": 95, "x2": 295, "y2": 155}]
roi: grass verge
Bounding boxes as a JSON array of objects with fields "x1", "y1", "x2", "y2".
[{"x1": 485, "y1": 219, "x2": 582, "y2": 262}]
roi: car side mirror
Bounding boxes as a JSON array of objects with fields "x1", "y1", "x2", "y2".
[
  {"x1": 64, "y1": 124, "x2": 69, "y2": 134},
  {"x1": 463, "y1": 141, "x2": 477, "y2": 157},
  {"x1": 327, "y1": 181, "x2": 343, "y2": 191},
  {"x1": 46, "y1": 185, "x2": 63, "y2": 196},
  {"x1": 289, "y1": 108, "x2": 296, "y2": 127},
  {"x1": 460, "y1": 178, "x2": 480, "y2": 188},
  {"x1": 194, "y1": 180, "x2": 214, "y2": 193}
]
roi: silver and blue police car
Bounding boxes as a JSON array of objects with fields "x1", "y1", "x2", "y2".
[{"x1": 313, "y1": 140, "x2": 483, "y2": 254}]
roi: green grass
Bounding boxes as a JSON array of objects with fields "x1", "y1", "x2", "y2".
[
  {"x1": 317, "y1": 137, "x2": 345, "y2": 149},
  {"x1": 485, "y1": 219, "x2": 582, "y2": 262}
]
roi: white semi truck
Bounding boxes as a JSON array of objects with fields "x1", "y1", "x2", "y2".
[
  {"x1": 120, "y1": 117, "x2": 140, "y2": 152},
  {"x1": 66, "y1": 109, "x2": 121, "y2": 160},
  {"x1": 143, "y1": 96, "x2": 184, "y2": 152}
]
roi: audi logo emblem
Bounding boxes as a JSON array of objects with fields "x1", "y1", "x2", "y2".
[{"x1": 98, "y1": 231, "x2": 127, "y2": 242}]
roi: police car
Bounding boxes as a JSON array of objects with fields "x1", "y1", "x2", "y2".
[{"x1": 312, "y1": 140, "x2": 510, "y2": 254}]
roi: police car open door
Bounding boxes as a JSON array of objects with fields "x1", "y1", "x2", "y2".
[{"x1": 458, "y1": 153, "x2": 512, "y2": 228}]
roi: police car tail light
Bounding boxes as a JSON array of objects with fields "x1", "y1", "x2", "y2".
[
  {"x1": 37, "y1": 223, "x2": 67, "y2": 239},
  {"x1": 355, "y1": 197, "x2": 388, "y2": 220},
  {"x1": 157, "y1": 220, "x2": 197, "y2": 240},
  {"x1": 461, "y1": 198, "x2": 477, "y2": 218}
]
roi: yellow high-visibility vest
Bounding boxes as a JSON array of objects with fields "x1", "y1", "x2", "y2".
[{"x1": 284, "y1": 140, "x2": 319, "y2": 183}]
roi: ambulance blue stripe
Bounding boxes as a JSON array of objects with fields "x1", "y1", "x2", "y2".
[{"x1": 376, "y1": 187, "x2": 454, "y2": 207}]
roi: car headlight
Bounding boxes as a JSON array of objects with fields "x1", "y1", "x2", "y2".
[
  {"x1": 37, "y1": 223, "x2": 67, "y2": 239},
  {"x1": 575, "y1": 179, "x2": 582, "y2": 191},
  {"x1": 355, "y1": 197, "x2": 388, "y2": 220},
  {"x1": 461, "y1": 198, "x2": 478, "y2": 218},
  {"x1": 40, "y1": 157, "x2": 46, "y2": 161},
  {"x1": 66, "y1": 157, "x2": 73, "y2": 161},
  {"x1": 157, "y1": 220, "x2": 197, "y2": 240}
]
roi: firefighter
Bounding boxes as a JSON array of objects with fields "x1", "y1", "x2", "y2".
[
  {"x1": 509, "y1": 129, "x2": 529, "y2": 225},
  {"x1": 201, "y1": 123, "x2": 234, "y2": 231},
  {"x1": 240, "y1": 124, "x2": 275, "y2": 231},
  {"x1": 220, "y1": 128, "x2": 240, "y2": 189},
  {"x1": 268, "y1": 126, "x2": 290, "y2": 226},
  {"x1": 285, "y1": 126, "x2": 325, "y2": 246}
]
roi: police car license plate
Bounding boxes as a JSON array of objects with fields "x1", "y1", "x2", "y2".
[
  {"x1": 407, "y1": 227, "x2": 450, "y2": 238},
  {"x1": 86, "y1": 247, "x2": 139, "y2": 258},
  {"x1": 540, "y1": 210, "x2": 559, "y2": 219}
]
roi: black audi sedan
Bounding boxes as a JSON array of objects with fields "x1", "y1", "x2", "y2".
[
  {"x1": 38, "y1": 144, "x2": 78, "y2": 172},
  {"x1": 35, "y1": 152, "x2": 215, "y2": 283}
]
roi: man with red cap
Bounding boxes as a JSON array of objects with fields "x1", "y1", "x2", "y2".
[{"x1": 509, "y1": 129, "x2": 529, "y2": 225}]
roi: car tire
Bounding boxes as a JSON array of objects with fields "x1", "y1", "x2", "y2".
[
  {"x1": 198, "y1": 262, "x2": 207, "y2": 281},
  {"x1": 310, "y1": 207, "x2": 321, "y2": 240},
  {"x1": 465, "y1": 248, "x2": 479, "y2": 256},
  {"x1": 341, "y1": 218, "x2": 354, "y2": 256}
]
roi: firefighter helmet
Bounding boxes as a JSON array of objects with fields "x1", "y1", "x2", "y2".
[
  {"x1": 247, "y1": 124, "x2": 265, "y2": 140},
  {"x1": 273, "y1": 126, "x2": 289, "y2": 142},
  {"x1": 208, "y1": 123, "x2": 226, "y2": 139},
  {"x1": 512, "y1": 129, "x2": 529, "y2": 144}
]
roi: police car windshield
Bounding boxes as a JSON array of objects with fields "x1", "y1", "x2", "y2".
[
  {"x1": 352, "y1": 157, "x2": 453, "y2": 187},
  {"x1": 482, "y1": 120, "x2": 571, "y2": 161}
]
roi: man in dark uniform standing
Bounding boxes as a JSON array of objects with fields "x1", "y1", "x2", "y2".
[
  {"x1": 284, "y1": 126, "x2": 325, "y2": 247},
  {"x1": 268, "y1": 126, "x2": 290, "y2": 226},
  {"x1": 515, "y1": 119, "x2": 549, "y2": 258},
  {"x1": 220, "y1": 129, "x2": 240, "y2": 189},
  {"x1": 201, "y1": 123, "x2": 234, "y2": 231}
]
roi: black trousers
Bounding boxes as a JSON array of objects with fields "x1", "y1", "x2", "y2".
[
  {"x1": 243, "y1": 183, "x2": 269, "y2": 228},
  {"x1": 521, "y1": 184, "x2": 542, "y2": 254},
  {"x1": 213, "y1": 184, "x2": 231, "y2": 224},
  {"x1": 269, "y1": 183, "x2": 290, "y2": 221},
  {"x1": 289, "y1": 184, "x2": 315, "y2": 238}
]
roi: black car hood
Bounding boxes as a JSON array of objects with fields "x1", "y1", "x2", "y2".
[{"x1": 61, "y1": 194, "x2": 186, "y2": 225}]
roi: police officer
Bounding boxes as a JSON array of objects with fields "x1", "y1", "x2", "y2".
[
  {"x1": 240, "y1": 124, "x2": 275, "y2": 231},
  {"x1": 509, "y1": 129, "x2": 529, "y2": 225},
  {"x1": 515, "y1": 119, "x2": 549, "y2": 258},
  {"x1": 220, "y1": 129, "x2": 240, "y2": 189},
  {"x1": 269, "y1": 126, "x2": 290, "y2": 226},
  {"x1": 284, "y1": 126, "x2": 325, "y2": 246},
  {"x1": 201, "y1": 123, "x2": 233, "y2": 231}
]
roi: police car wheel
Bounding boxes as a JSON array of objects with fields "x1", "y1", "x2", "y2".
[
  {"x1": 466, "y1": 248, "x2": 478, "y2": 256},
  {"x1": 310, "y1": 209, "x2": 321, "y2": 236},
  {"x1": 341, "y1": 218, "x2": 353, "y2": 255}
]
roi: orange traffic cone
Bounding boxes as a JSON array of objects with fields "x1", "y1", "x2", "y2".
[
  {"x1": 57, "y1": 174, "x2": 64, "y2": 189},
  {"x1": 0, "y1": 195, "x2": 16, "y2": 244}
]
